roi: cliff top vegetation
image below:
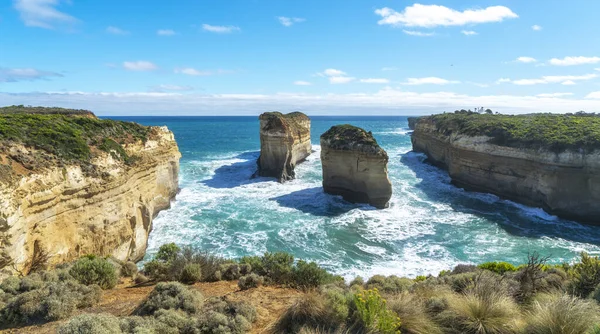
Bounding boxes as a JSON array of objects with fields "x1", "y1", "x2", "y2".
[
  {"x1": 0, "y1": 105, "x2": 95, "y2": 117},
  {"x1": 423, "y1": 112, "x2": 600, "y2": 152},
  {"x1": 0, "y1": 106, "x2": 150, "y2": 169},
  {"x1": 321, "y1": 124, "x2": 387, "y2": 155},
  {"x1": 259, "y1": 111, "x2": 310, "y2": 133},
  {"x1": 2, "y1": 244, "x2": 600, "y2": 333}
]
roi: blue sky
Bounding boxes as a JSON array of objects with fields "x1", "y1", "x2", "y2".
[{"x1": 2, "y1": 0, "x2": 600, "y2": 115}]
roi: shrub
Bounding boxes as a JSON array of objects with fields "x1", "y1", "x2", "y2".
[
  {"x1": 293, "y1": 260, "x2": 336, "y2": 290},
  {"x1": 387, "y1": 292, "x2": 442, "y2": 334},
  {"x1": 239, "y1": 255, "x2": 264, "y2": 275},
  {"x1": 352, "y1": 289, "x2": 401, "y2": 334},
  {"x1": 478, "y1": 261, "x2": 517, "y2": 274},
  {"x1": 569, "y1": 252, "x2": 600, "y2": 298},
  {"x1": 443, "y1": 272, "x2": 479, "y2": 293},
  {"x1": 524, "y1": 294, "x2": 599, "y2": 334},
  {"x1": 0, "y1": 276, "x2": 20, "y2": 295},
  {"x1": 272, "y1": 292, "x2": 344, "y2": 333},
  {"x1": 0, "y1": 281, "x2": 101, "y2": 325},
  {"x1": 155, "y1": 243, "x2": 180, "y2": 262},
  {"x1": 451, "y1": 264, "x2": 479, "y2": 275},
  {"x1": 134, "y1": 273, "x2": 149, "y2": 285},
  {"x1": 143, "y1": 260, "x2": 169, "y2": 281},
  {"x1": 238, "y1": 274, "x2": 264, "y2": 290},
  {"x1": 436, "y1": 290, "x2": 520, "y2": 334},
  {"x1": 179, "y1": 263, "x2": 202, "y2": 284},
  {"x1": 592, "y1": 284, "x2": 600, "y2": 303},
  {"x1": 349, "y1": 276, "x2": 364, "y2": 287},
  {"x1": 199, "y1": 298, "x2": 257, "y2": 334},
  {"x1": 122, "y1": 262, "x2": 138, "y2": 278},
  {"x1": 366, "y1": 275, "x2": 413, "y2": 294},
  {"x1": 135, "y1": 282, "x2": 203, "y2": 316},
  {"x1": 151, "y1": 309, "x2": 194, "y2": 333},
  {"x1": 69, "y1": 256, "x2": 118, "y2": 289},
  {"x1": 58, "y1": 313, "x2": 122, "y2": 334},
  {"x1": 262, "y1": 252, "x2": 294, "y2": 284},
  {"x1": 221, "y1": 263, "x2": 242, "y2": 280},
  {"x1": 414, "y1": 275, "x2": 427, "y2": 282}
]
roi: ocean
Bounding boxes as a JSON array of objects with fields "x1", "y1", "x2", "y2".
[{"x1": 109, "y1": 116, "x2": 600, "y2": 279}]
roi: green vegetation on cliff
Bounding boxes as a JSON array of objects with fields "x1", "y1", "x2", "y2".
[
  {"x1": 0, "y1": 106, "x2": 149, "y2": 166},
  {"x1": 321, "y1": 124, "x2": 384, "y2": 153},
  {"x1": 424, "y1": 113, "x2": 600, "y2": 152}
]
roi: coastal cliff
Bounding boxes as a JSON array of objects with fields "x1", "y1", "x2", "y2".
[
  {"x1": 320, "y1": 125, "x2": 392, "y2": 208},
  {"x1": 411, "y1": 113, "x2": 600, "y2": 223},
  {"x1": 257, "y1": 112, "x2": 311, "y2": 182},
  {"x1": 407, "y1": 117, "x2": 422, "y2": 130},
  {"x1": 0, "y1": 107, "x2": 180, "y2": 275}
]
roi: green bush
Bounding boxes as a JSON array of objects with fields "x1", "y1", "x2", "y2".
[
  {"x1": 58, "y1": 313, "x2": 122, "y2": 334},
  {"x1": 524, "y1": 293, "x2": 599, "y2": 334},
  {"x1": 262, "y1": 252, "x2": 295, "y2": 284},
  {"x1": 135, "y1": 282, "x2": 203, "y2": 316},
  {"x1": 238, "y1": 274, "x2": 264, "y2": 290},
  {"x1": 69, "y1": 257, "x2": 118, "y2": 290},
  {"x1": 221, "y1": 263, "x2": 243, "y2": 280},
  {"x1": 352, "y1": 289, "x2": 401, "y2": 334},
  {"x1": 179, "y1": 263, "x2": 202, "y2": 284},
  {"x1": 366, "y1": 275, "x2": 413, "y2": 294},
  {"x1": 292, "y1": 260, "x2": 337, "y2": 289},
  {"x1": 349, "y1": 276, "x2": 364, "y2": 287},
  {"x1": 387, "y1": 292, "x2": 442, "y2": 334},
  {"x1": 569, "y1": 252, "x2": 600, "y2": 297},
  {"x1": 151, "y1": 309, "x2": 194, "y2": 333},
  {"x1": 272, "y1": 292, "x2": 345, "y2": 333},
  {"x1": 478, "y1": 261, "x2": 517, "y2": 274},
  {"x1": 121, "y1": 262, "x2": 138, "y2": 278},
  {"x1": 239, "y1": 255, "x2": 264, "y2": 275},
  {"x1": 155, "y1": 243, "x2": 180, "y2": 262}
]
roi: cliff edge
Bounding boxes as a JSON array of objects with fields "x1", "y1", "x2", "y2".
[
  {"x1": 411, "y1": 113, "x2": 600, "y2": 223},
  {"x1": 320, "y1": 125, "x2": 392, "y2": 208},
  {"x1": 257, "y1": 112, "x2": 311, "y2": 182},
  {"x1": 0, "y1": 106, "x2": 181, "y2": 275}
]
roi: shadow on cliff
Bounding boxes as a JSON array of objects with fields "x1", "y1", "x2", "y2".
[
  {"x1": 202, "y1": 151, "x2": 274, "y2": 189},
  {"x1": 270, "y1": 187, "x2": 374, "y2": 217},
  {"x1": 400, "y1": 151, "x2": 600, "y2": 246}
]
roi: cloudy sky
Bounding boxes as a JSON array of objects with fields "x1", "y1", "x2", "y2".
[{"x1": 2, "y1": 0, "x2": 600, "y2": 115}]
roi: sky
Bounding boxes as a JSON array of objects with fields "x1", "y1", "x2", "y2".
[{"x1": 2, "y1": 0, "x2": 600, "y2": 115}]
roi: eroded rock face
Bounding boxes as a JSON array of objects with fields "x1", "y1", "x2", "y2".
[
  {"x1": 257, "y1": 112, "x2": 311, "y2": 182},
  {"x1": 320, "y1": 125, "x2": 392, "y2": 208},
  {"x1": 407, "y1": 117, "x2": 422, "y2": 130},
  {"x1": 0, "y1": 126, "x2": 180, "y2": 275},
  {"x1": 411, "y1": 118, "x2": 600, "y2": 223}
]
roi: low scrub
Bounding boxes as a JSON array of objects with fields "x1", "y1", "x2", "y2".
[
  {"x1": 524, "y1": 293, "x2": 599, "y2": 334},
  {"x1": 238, "y1": 274, "x2": 264, "y2": 290},
  {"x1": 352, "y1": 289, "x2": 401, "y2": 334},
  {"x1": 135, "y1": 282, "x2": 203, "y2": 316},
  {"x1": 478, "y1": 261, "x2": 517, "y2": 274},
  {"x1": 69, "y1": 256, "x2": 118, "y2": 290}
]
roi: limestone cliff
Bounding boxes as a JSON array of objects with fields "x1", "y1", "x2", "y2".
[
  {"x1": 320, "y1": 125, "x2": 392, "y2": 209},
  {"x1": 257, "y1": 112, "x2": 311, "y2": 182},
  {"x1": 411, "y1": 114, "x2": 600, "y2": 223},
  {"x1": 0, "y1": 109, "x2": 180, "y2": 275},
  {"x1": 407, "y1": 117, "x2": 422, "y2": 130}
]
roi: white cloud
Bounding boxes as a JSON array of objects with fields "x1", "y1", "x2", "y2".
[
  {"x1": 322, "y1": 69, "x2": 346, "y2": 76},
  {"x1": 375, "y1": 4, "x2": 517, "y2": 28},
  {"x1": 403, "y1": 30, "x2": 435, "y2": 37},
  {"x1": 461, "y1": 30, "x2": 477, "y2": 35},
  {"x1": 294, "y1": 81, "x2": 312, "y2": 86},
  {"x1": 329, "y1": 76, "x2": 355, "y2": 84},
  {"x1": 106, "y1": 26, "x2": 129, "y2": 35},
  {"x1": 157, "y1": 29, "x2": 176, "y2": 36},
  {"x1": 6, "y1": 89, "x2": 600, "y2": 115},
  {"x1": 0, "y1": 67, "x2": 63, "y2": 82},
  {"x1": 174, "y1": 68, "x2": 211, "y2": 76},
  {"x1": 511, "y1": 74, "x2": 597, "y2": 85},
  {"x1": 549, "y1": 56, "x2": 600, "y2": 66},
  {"x1": 401, "y1": 77, "x2": 459, "y2": 85},
  {"x1": 202, "y1": 24, "x2": 240, "y2": 33},
  {"x1": 468, "y1": 82, "x2": 489, "y2": 88},
  {"x1": 516, "y1": 57, "x2": 537, "y2": 63},
  {"x1": 586, "y1": 92, "x2": 600, "y2": 99},
  {"x1": 381, "y1": 67, "x2": 399, "y2": 71},
  {"x1": 496, "y1": 78, "x2": 511, "y2": 84},
  {"x1": 532, "y1": 25, "x2": 542, "y2": 31},
  {"x1": 14, "y1": 0, "x2": 77, "y2": 29},
  {"x1": 123, "y1": 61, "x2": 158, "y2": 71},
  {"x1": 536, "y1": 93, "x2": 573, "y2": 98},
  {"x1": 360, "y1": 78, "x2": 390, "y2": 84},
  {"x1": 277, "y1": 17, "x2": 305, "y2": 27},
  {"x1": 150, "y1": 84, "x2": 194, "y2": 92}
]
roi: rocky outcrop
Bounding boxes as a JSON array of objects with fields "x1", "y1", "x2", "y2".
[
  {"x1": 407, "y1": 117, "x2": 422, "y2": 130},
  {"x1": 0, "y1": 119, "x2": 180, "y2": 276},
  {"x1": 411, "y1": 117, "x2": 600, "y2": 223},
  {"x1": 257, "y1": 112, "x2": 312, "y2": 182},
  {"x1": 320, "y1": 125, "x2": 392, "y2": 208}
]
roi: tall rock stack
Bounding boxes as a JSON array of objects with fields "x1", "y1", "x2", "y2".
[
  {"x1": 257, "y1": 112, "x2": 312, "y2": 182},
  {"x1": 320, "y1": 125, "x2": 392, "y2": 208}
]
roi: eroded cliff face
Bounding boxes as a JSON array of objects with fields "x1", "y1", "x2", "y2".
[
  {"x1": 412, "y1": 119, "x2": 600, "y2": 223},
  {"x1": 257, "y1": 112, "x2": 312, "y2": 182},
  {"x1": 320, "y1": 125, "x2": 392, "y2": 209},
  {"x1": 0, "y1": 126, "x2": 180, "y2": 275}
]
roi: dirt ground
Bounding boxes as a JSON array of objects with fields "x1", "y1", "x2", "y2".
[{"x1": 0, "y1": 280, "x2": 303, "y2": 334}]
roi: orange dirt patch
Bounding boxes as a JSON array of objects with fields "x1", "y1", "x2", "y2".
[{"x1": 0, "y1": 280, "x2": 302, "y2": 334}]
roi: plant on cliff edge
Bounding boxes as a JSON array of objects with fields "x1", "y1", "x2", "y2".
[{"x1": 69, "y1": 256, "x2": 118, "y2": 290}]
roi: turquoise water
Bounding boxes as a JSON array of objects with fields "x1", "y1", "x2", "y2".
[{"x1": 110, "y1": 116, "x2": 600, "y2": 279}]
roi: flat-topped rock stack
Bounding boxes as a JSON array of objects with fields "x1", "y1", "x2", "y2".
[
  {"x1": 257, "y1": 112, "x2": 312, "y2": 183},
  {"x1": 320, "y1": 125, "x2": 392, "y2": 208}
]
